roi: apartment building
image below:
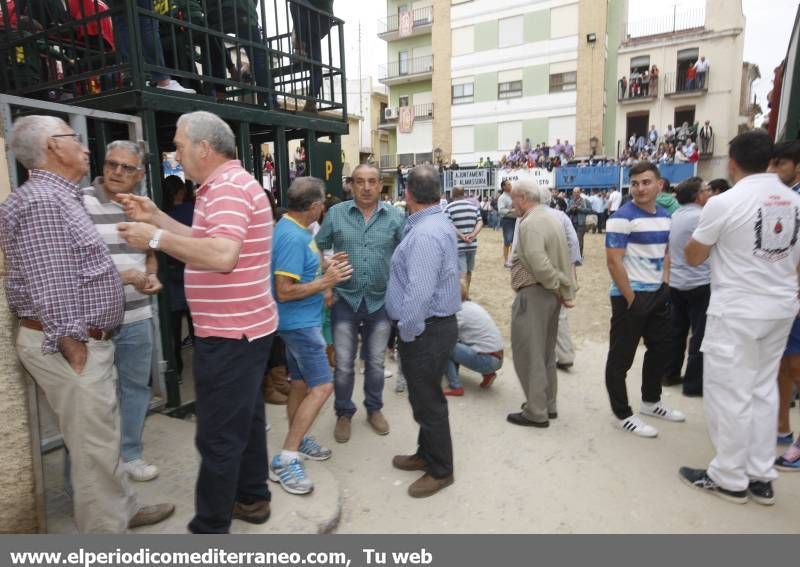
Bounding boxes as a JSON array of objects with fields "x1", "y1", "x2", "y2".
[
  {"x1": 613, "y1": 0, "x2": 755, "y2": 180},
  {"x1": 377, "y1": 0, "x2": 618, "y2": 187}
]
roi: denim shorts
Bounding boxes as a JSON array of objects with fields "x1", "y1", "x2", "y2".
[
  {"x1": 501, "y1": 217, "x2": 516, "y2": 246},
  {"x1": 280, "y1": 327, "x2": 333, "y2": 388},
  {"x1": 458, "y1": 250, "x2": 476, "y2": 273}
]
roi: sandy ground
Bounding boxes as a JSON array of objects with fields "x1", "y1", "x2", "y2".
[
  {"x1": 328, "y1": 228, "x2": 800, "y2": 533},
  {"x1": 43, "y1": 228, "x2": 800, "y2": 533}
]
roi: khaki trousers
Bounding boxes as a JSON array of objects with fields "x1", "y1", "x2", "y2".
[
  {"x1": 511, "y1": 285, "x2": 561, "y2": 422},
  {"x1": 16, "y1": 327, "x2": 137, "y2": 533}
]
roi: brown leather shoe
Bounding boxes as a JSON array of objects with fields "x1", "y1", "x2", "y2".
[
  {"x1": 392, "y1": 453, "x2": 427, "y2": 471},
  {"x1": 334, "y1": 416, "x2": 351, "y2": 443},
  {"x1": 368, "y1": 411, "x2": 390, "y2": 435},
  {"x1": 408, "y1": 473, "x2": 454, "y2": 498},
  {"x1": 232, "y1": 500, "x2": 271, "y2": 524},
  {"x1": 128, "y1": 503, "x2": 175, "y2": 529}
]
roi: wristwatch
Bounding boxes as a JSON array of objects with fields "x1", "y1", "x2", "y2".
[{"x1": 148, "y1": 229, "x2": 164, "y2": 250}]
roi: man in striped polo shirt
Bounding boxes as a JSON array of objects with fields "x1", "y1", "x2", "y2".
[
  {"x1": 604, "y1": 161, "x2": 685, "y2": 438},
  {"x1": 83, "y1": 141, "x2": 163, "y2": 483},
  {"x1": 118, "y1": 111, "x2": 277, "y2": 533},
  {"x1": 444, "y1": 185, "x2": 483, "y2": 294}
]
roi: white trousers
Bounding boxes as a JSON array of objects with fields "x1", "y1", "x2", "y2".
[{"x1": 701, "y1": 315, "x2": 794, "y2": 491}]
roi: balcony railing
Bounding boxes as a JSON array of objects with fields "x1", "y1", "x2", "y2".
[
  {"x1": 378, "y1": 6, "x2": 434, "y2": 36},
  {"x1": 617, "y1": 74, "x2": 661, "y2": 102},
  {"x1": 665, "y1": 69, "x2": 710, "y2": 96},
  {"x1": 382, "y1": 102, "x2": 434, "y2": 125},
  {"x1": 0, "y1": 0, "x2": 346, "y2": 115},
  {"x1": 379, "y1": 55, "x2": 433, "y2": 82},
  {"x1": 625, "y1": 7, "x2": 705, "y2": 40},
  {"x1": 380, "y1": 152, "x2": 436, "y2": 169},
  {"x1": 698, "y1": 133, "x2": 715, "y2": 157}
]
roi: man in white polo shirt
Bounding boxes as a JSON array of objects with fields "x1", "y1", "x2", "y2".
[
  {"x1": 680, "y1": 131, "x2": 800, "y2": 506},
  {"x1": 83, "y1": 141, "x2": 162, "y2": 482}
]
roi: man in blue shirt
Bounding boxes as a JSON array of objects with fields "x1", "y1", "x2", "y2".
[
  {"x1": 271, "y1": 177, "x2": 352, "y2": 496},
  {"x1": 315, "y1": 164, "x2": 405, "y2": 443},
  {"x1": 605, "y1": 161, "x2": 685, "y2": 438},
  {"x1": 386, "y1": 165, "x2": 461, "y2": 498}
]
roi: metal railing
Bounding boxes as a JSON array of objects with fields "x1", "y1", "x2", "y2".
[
  {"x1": 664, "y1": 69, "x2": 710, "y2": 96},
  {"x1": 380, "y1": 152, "x2": 437, "y2": 169},
  {"x1": 0, "y1": 0, "x2": 346, "y2": 116},
  {"x1": 698, "y1": 133, "x2": 715, "y2": 156},
  {"x1": 378, "y1": 6, "x2": 434, "y2": 35},
  {"x1": 383, "y1": 102, "x2": 434, "y2": 122},
  {"x1": 617, "y1": 74, "x2": 660, "y2": 101},
  {"x1": 625, "y1": 7, "x2": 705, "y2": 39},
  {"x1": 380, "y1": 154, "x2": 397, "y2": 169},
  {"x1": 379, "y1": 55, "x2": 433, "y2": 81}
]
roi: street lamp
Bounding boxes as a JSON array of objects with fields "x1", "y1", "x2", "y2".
[{"x1": 433, "y1": 146, "x2": 443, "y2": 165}]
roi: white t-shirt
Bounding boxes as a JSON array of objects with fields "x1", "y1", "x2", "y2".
[
  {"x1": 608, "y1": 190, "x2": 622, "y2": 212},
  {"x1": 692, "y1": 173, "x2": 800, "y2": 319}
]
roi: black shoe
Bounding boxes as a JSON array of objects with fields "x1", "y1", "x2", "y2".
[
  {"x1": 678, "y1": 467, "x2": 748, "y2": 504},
  {"x1": 556, "y1": 362, "x2": 573, "y2": 371},
  {"x1": 507, "y1": 412, "x2": 549, "y2": 428},
  {"x1": 682, "y1": 389, "x2": 702, "y2": 398},
  {"x1": 520, "y1": 403, "x2": 557, "y2": 419},
  {"x1": 662, "y1": 375, "x2": 683, "y2": 387},
  {"x1": 748, "y1": 480, "x2": 775, "y2": 506}
]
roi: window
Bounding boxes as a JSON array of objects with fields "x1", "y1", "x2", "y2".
[
  {"x1": 452, "y1": 81, "x2": 474, "y2": 104},
  {"x1": 498, "y1": 69, "x2": 523, "y2": 99},
  {"x1": 630, "y1": 55, "x2": 650, "y2": 74},
  {"x1": 498, "y1": 16, "x2": 523, "y2": 48},
  {"x1": 398, "y1": 51, "x2": 409, "y2": 75},
  {"x1": 452, "y1": 126, "x2": 475, "y2": 154},
  {"x1": 452, "y1": 26, "x2": 474, "y2": 56},
  {"x1": 549, "y1": 71, "x2": 577, "y2": 92},
  {"x1": 498, "y1": 121, "x2": 522, "y2": 151},
  {"x1": 550, "y1": 4, "x2": 578, "y2": 39},
  {"x1": 398, "y1": 96, "x2": 409, "y2": 107}
]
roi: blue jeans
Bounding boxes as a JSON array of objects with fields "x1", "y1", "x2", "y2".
[
  {"x1": 114, "y1": 0, "x2": 169, "y2": 83},
  {"x1": 445, "y1": 343, "x2": 503, "y2": 389},
  {"x1": 332, "y1": 299, "x2": 392, "y2": 417},
  {"x1": 114, "y1": 319, "x2": 154, "y2": 462}
]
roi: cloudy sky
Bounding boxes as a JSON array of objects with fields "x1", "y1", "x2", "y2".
[{"x1": 334, "y1": 0, "x2": 798, "y2": 119}]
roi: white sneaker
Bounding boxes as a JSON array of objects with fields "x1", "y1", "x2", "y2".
[
  {"x1": 384, "y1": 368, "x2": 393, "y2": 379},
  {"x1": 617, "y1": 415, "x2": 658, "y2": 438},
  {"x1": 123, "y1": 459, "x2": 159, "y2": 482},
  {"x1": 640, "y1": 401, "x2": 686, "y2": 422},
  {"x1": 157, "y1": 79, "x2": 196, "y2": 94}
]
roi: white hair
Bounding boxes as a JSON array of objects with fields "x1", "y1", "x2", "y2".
[
  {"x1": 538, "y1": 186, "x2": 552, "y2": 205},
  {"x1": 176, "y1": 111, "x2": 236, "y2": 158},
  {"x1": 10, "y1": 115, "x2": 66, "y2": 170},
  {"x1": 106, "y1": 140, "x2": 147, "y2": 166},
  {"x1": 512, "y1": 178, "x2": 540, "y2": 203}
]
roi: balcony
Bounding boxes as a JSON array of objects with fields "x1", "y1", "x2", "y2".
[
  {"x1": 379, "y1": 55, "x2": 433, "y2": 86},
  {"x1": 617, "y1": 75, "x2": 661, "y2": 103},
  {"x1": 665, "y1": 69, "x2": 710, "y2": 97},
  {"x1": 0, "y1": 0, "x2": 347, "y2": 118},
  {"x1": 378, "y1": 6, "x2": 434, "y2": 40},
  {"x1": 379, "y1": 103, "x2": 434, "y2": 129},
  {"x1": 379, "y1": 152, "x2": 435, "y2": 170}
]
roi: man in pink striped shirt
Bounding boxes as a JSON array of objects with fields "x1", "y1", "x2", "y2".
[{"x1": 118, "y1": 111, "x2": 277, "y2": 533}]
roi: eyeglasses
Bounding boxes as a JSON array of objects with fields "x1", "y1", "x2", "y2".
[
  {"x1": 51, "y1": 132, "x2": 83, "y2": 143},
  {"x1": 104, "y1": 159, "x2": 141, "y2": 175}
]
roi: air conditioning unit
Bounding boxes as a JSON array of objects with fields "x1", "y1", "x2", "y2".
[{"x1": 384, "y1": 107, "x2": 399, "y2": 120}]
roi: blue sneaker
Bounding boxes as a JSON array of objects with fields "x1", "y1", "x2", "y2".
[
  {"x1": 269, "y1": 455, "x2": 313, "y2": 495},
  {"x1": 299, "y1": 435, "x2": 332, "y2": 461},
  {"x1": 777, "y1": 432, "x2": 794, "y2": 446}
]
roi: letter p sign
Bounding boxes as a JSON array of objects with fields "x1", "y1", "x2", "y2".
[{"x1": 325, "y1": 160, "x2": 333, "y2": 181}]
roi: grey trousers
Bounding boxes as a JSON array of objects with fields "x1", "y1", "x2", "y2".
[
  {"x1": 556, "y1": 307, "x2": 575, "y2": 365},
  {"x1": 511, "y1": 285, "x2": 561, "y2": 422}
]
